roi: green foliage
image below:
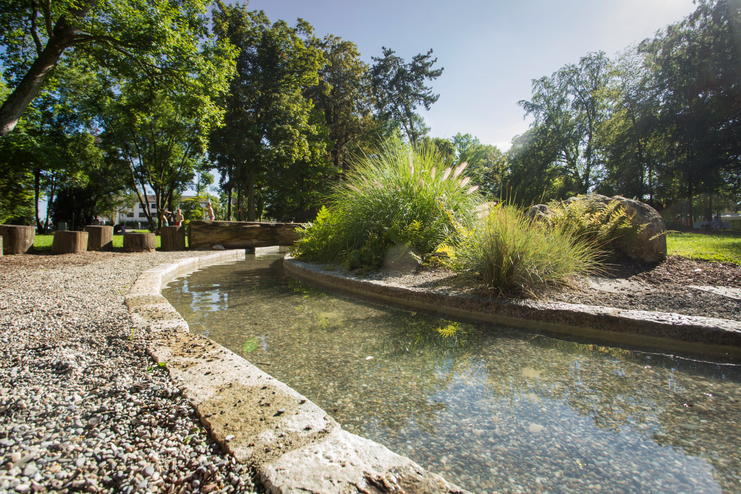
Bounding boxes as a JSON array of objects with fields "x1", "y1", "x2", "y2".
[
  {"x1": 370, "y1": 47, "x2": 444, "y2": 146},
  {"x1": 292, "y1": 140, "x2": 483, "y2": 271},
  {"x1": 0, "y1": 0, "x2": 235, "y2": 135},
  {"x1": 50, "y1": 185, "x2": 99, "y2": 229},
  {"x1": 98, "y1": 34, "x2": 235, "y2": 228},
  {"x1": 546, "y1": 197, "x2": 642, "y2": 256},
  {"x1": 0, "y1": 129, "x2": 35, "y2": 224},
  {"x1": 307, "y1": 34, "x2": 374, "y2": 173},
  {"x1": 667, "y1": 231, "x2": 741, "y2": 264},
  {"x1": 507, "y1": 0, "x2": 741, "y2": 215},
  {"x1": 179, "y1": 195, "x2": 219, "y2": 223},
  {"x1": 508, "y1": 52, "x2": 610, "y2": 205},
  {"x1": 210, "y1": 5, "x2": 326, "y2": 221},
  {"x1": 449, "y1": 203, "x2": 600, "y2": 295}
]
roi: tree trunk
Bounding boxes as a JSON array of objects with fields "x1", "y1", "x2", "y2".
[
  {"x1": 705, "y1": 194, "x2": 713, "y2": 222},
  {"x1": 687, "y1": 182, "x2": 694, "y2": 227},
  {"x1": 248, "y1": 166, "x2": 255, "y2": 221},
  {"x1": 34, "y1": 168, "x2": 43, "y2": 233},
  {"x1": 227, "y1": 185, "x2": 232, "y2": 220},
  {"x1": 237, "y1": 183, "x2": 243, "y2": 221},
  {"x1": 0, "y1": 6, "x2": 96, "y2": 136},
  {"x1": 51, "y1": 231, "x2": 88, "y2": 254}
]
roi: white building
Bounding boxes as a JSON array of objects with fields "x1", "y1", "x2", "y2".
[{"x1": 116, "y1": 194, "x2": 208, "y2": 224}]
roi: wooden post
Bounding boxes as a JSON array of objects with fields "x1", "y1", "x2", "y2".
[
  {"x1": 51, "y1": 231, "x2": 89, "y2": 254},
  {"x1": 0, "y1": 225, "x2": 35, "y2": 255},
  {"x1": 123, "y1": 232, "x2": 156, "y2": 252},
  {"x1": 0, "y1": 236, "x2": 3, "y2": 256},
  {"x1": 160, "y1": 226, "x2": 186, "y2": 251},
  {"x1": 84, "y1": 225, "x2": 114, "y2": 251}
]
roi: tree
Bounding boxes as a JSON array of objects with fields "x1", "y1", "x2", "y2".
[
  {"x1": 101, "y1": 82, "x2": 231, "y2": 229},
  {"x1": 517, "y1": 52, "x2": 611, "y2": 198},
  {"x1": 0, "y1": 0, "x2": 225, "y2": 136},
  {"x1": 597, "y1": 48, "x2": 664, "y2": 203},
  {"x1": 307, "y1": 35, "x2": 374, "y2": 173},
  {"x1": 640, "y1": 0, "x2": 741, "y2": 222},
  {"x1": 450, "y1": 133, "x2": 506, "y2": 198},
  {"x1": 0, "y1": 63, "x2": 108, "y2": 231},
  {"x1": 210, "y1": 4, "x2": 325, "y2": 221},
  {"x1": 370, "y1": 47, "x2": 444, "y2": 146}
]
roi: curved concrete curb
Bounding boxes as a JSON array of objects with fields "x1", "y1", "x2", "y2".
[
  {"x1": 284, "y1": 257, "x2": 741, "y2": 358},
  {"x1": 126, "y1": 250, "x2": 465, "y2": 494}
]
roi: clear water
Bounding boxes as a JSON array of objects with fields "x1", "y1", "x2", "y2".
[{"x1": 163, "y1": 252, "x2": 741, "y2": 494}]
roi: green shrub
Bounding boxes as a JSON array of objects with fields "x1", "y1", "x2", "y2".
[
  {"x1": 449, "y1": 203, "x2": 600, "y2": 295},
  {"x1": 546, "y1": 196, "x2": 641, "y2": 256},
  {"x1": 291, "y1": 140, "x2": 483, "y2": 271}
]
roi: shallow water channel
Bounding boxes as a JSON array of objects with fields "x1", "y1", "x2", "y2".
[{"x1": 163, "y1": 251, "x2": 741, "y2": 494}]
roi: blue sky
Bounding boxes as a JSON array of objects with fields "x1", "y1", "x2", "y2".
[{"x1": 244, "y1": 0, "x2": 697, "y2": 150}]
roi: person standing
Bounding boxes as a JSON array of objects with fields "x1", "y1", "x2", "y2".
[
  {"x1": 174, "y1": 209, "x2": 184, "y2": 226},
  {"x1": 206, "y1": 202, "x2": 215, "y2": 221},
  {"x1": 159, "y1": 209, "x2": 170, "y2": 227}
]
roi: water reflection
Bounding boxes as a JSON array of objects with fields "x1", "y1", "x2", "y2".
[{"x1": 163, "y1": 253, "x2": 741, "y2": 493}]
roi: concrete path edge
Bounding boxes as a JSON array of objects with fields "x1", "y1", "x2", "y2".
[
  {"x1": 283, "y1": 257, "x2": 741, "y2": 358},
  {"x1": 125, "y1": 250, "x2": 466, "y2": 494}
]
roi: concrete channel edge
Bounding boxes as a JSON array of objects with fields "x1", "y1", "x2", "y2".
[
  {"x1": 125, "y1": 250, "x2": 466, "y2": 494},
  {"x1": 283, "y1": 257, "x2": 741, "y2": 359}
]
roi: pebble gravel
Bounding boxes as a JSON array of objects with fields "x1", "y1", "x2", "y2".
[{"x1": 0, "y1": 252, "x2": 258, "y2": 494}]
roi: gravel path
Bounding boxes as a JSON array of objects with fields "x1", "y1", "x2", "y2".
[{"x1": 0, "y1": 252, "x2": 258, "y2": 494}]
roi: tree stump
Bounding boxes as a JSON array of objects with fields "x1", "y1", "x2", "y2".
[
  {"x1": 0, "y1": 225, "x2": 35, "y2": 255},
  {"x1": 123, "y1": 232, "x2": 156, "y2": 252},
  {"x1": 51, "y1": 231, "x2": 89, "y2": 254},
  {"x1": 160, "y1": 226, "x2": 186, "y2": 251},
  {"x1": 84, "y1": 225, "x2": 114, "y2": 251}
]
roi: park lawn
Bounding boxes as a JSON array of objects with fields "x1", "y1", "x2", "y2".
[
  {"x1": 667, "y1": 231, "x2": 741, "y2": 264},
  {"x1": 32, "y1": 231, "x2": 162, "y2": 253}
]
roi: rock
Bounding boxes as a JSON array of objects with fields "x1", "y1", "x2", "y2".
[
  {"x1": 609, "y1": 195, "x2": 667, "y2": 262},
  {"x1": 529, "y1": 194, "x2": 667, "y2": 262},
  {"x1": 527, "y1": 204, "x2": 552, "y2": 223},
  {"x1": 382, "y1": 243, "x2": 421, "y2": 272},
  {"x1": 189, "y1": 221, "x2": 300, "y2": 250}
]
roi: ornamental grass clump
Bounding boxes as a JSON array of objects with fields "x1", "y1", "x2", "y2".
[
  {"x1": 291, "y1": 140, "x2": 483, "y2": 271},
  {"x1": 450, "y1": 203, "x2": 600, "y2": 295}
]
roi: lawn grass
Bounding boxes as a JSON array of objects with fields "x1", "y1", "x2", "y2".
[
  {"x1": 667, "y1": 231, "x2": 741, "y2": 264},
  {"x1": 32, "y1": 231, "x2": 163, "y2": 253}
]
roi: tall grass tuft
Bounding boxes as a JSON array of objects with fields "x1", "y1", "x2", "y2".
[
  {"x1": 450, "y1": 203, "x2": 601, "y2": 295},
  {"x1": 292, "y1": 140, "x2": 483, "y2": 270}
]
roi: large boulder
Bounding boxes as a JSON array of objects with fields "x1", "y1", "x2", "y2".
[
  {"x1": 529, "y1": 194, "x2": 667, "y2": 262},
  {"x1": 609, "y1": 195, "x2": 667, "y2": 262}
]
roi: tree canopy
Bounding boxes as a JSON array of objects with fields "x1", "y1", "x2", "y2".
[{"x1": 370, "y1": 47, "x2": 444, "y2": 146}]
